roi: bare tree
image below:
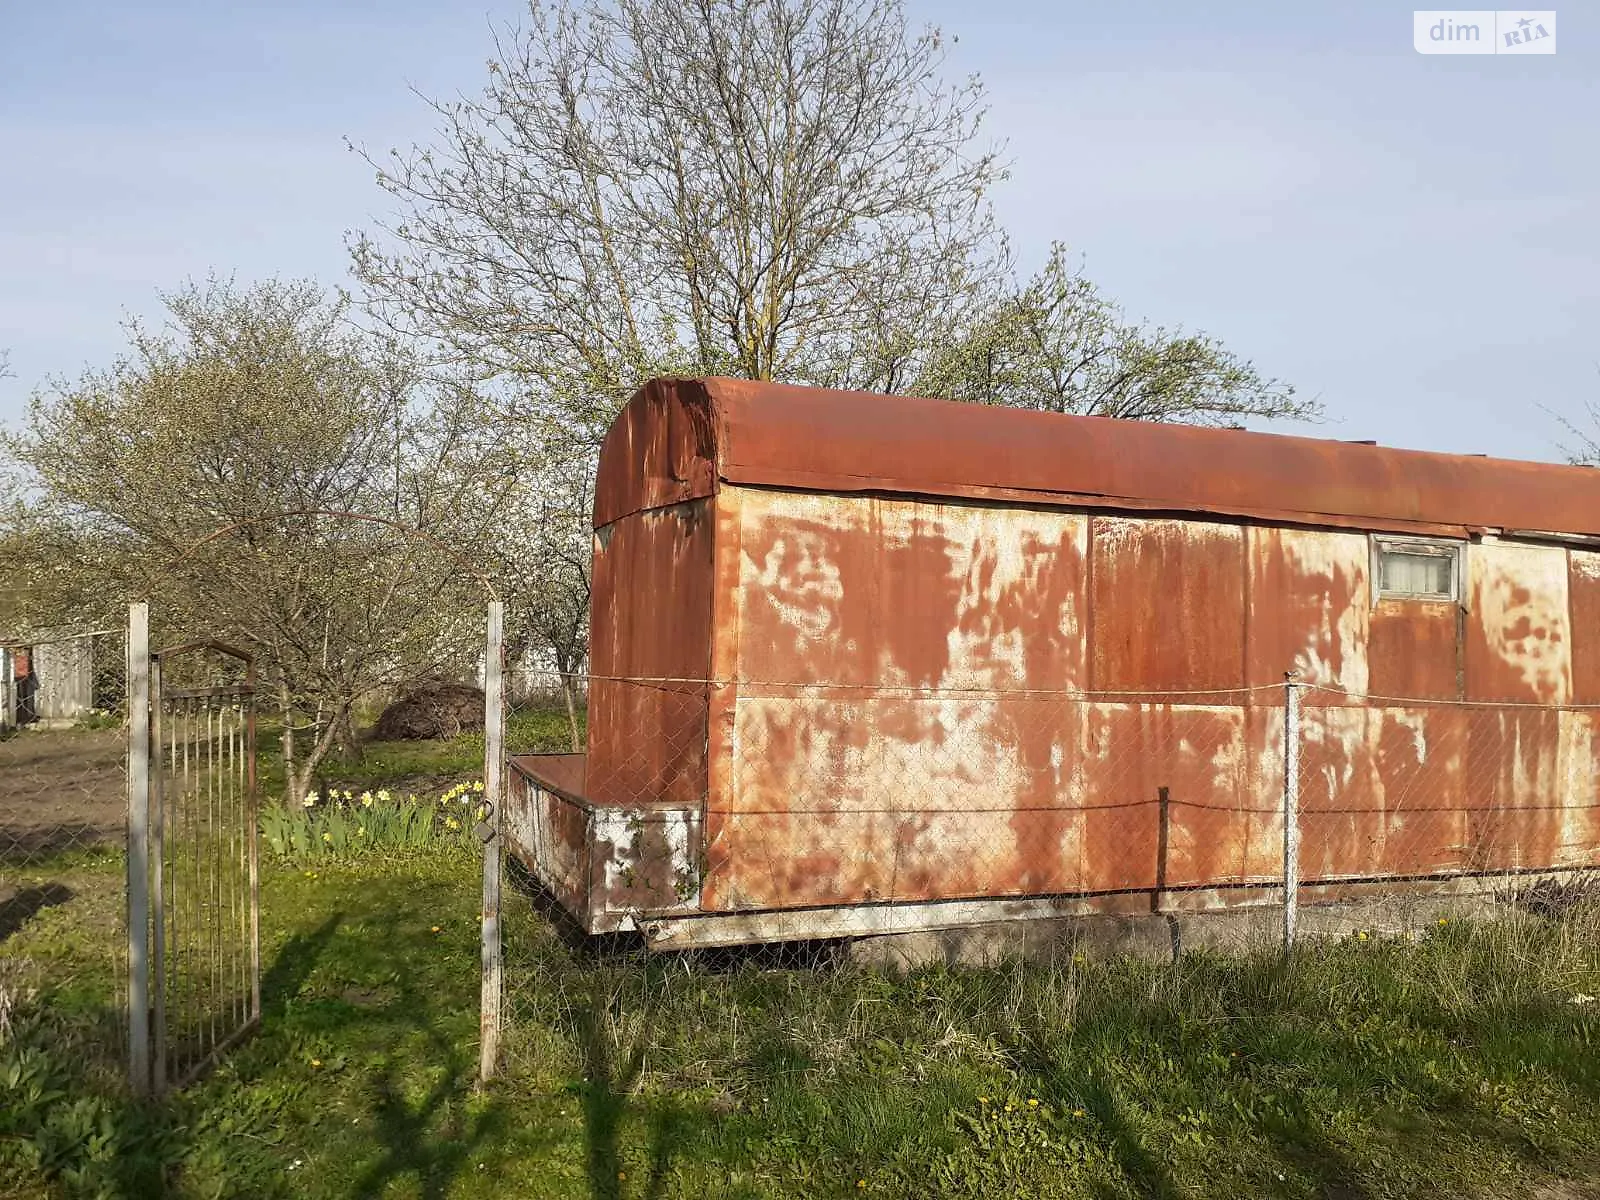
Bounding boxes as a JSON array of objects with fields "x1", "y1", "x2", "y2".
[
  {"x1": 352, "y1": 0, "x2": 1006, "y2": 449},
  {"x1": 345, "y1": 0, "x2": 1312, "y2": 717},
  {"x1": 1555, "y1": 370, "x2": 1600, "y2": 465}
]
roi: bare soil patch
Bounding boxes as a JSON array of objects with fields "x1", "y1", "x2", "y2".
[{"x1": 0, "y1": 727, "x2": 125, "y2": 860}]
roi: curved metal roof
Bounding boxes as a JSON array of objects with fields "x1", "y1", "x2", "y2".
[{"x1": 595, "y1": 376, "x2": 1600, "y2": 539}]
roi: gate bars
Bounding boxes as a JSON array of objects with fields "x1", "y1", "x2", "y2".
[{"x1": 126, "y1": 604, "x2": 261, "y2": 1096}]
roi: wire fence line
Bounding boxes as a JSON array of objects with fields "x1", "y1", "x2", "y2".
[
  {"x1": 1, "y1": 614, "x2": 265, "y2": 1099},
  {"x1": 9, "y1": 603, "x2": 1599, "y2": 1100},
  {"x1": 0, "y1": 626, "x2": 131, "y2": 1092},
  {"x1": 482, "y1": 621, "x2": 1600, "y2": 1080}
]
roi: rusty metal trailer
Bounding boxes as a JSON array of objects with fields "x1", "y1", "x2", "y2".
[{"x1": 507, "y1": 377, "x2": 1600, "y2": 947}]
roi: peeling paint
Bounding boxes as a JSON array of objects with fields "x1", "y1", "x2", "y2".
[{"x1": 509, "y1": 378, "x2": 1600, "y2": 943}]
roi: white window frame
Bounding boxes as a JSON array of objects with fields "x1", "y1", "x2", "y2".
[{"x1": 1370, "y1": 534, "x2": 1465, "y2": 606}]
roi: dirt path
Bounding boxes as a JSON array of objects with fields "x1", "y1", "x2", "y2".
[{"x1": 0, "y1": 727, "x2": 125, "y2": 860}]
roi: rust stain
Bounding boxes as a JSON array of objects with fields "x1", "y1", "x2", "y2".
[
  {"x1": 1369, "y1": 601, "x2": 1458, "y2": 699},
  {"x1": 1569, "y1": 551, "x2": 1600, "y2": 703},
  {"x1": 586, "y1": 499, "x2": 714, "y2": 806},
  {"x1": 593, "y1": 379, "x2": 718, "y2": 528},
  {"x1": 1463, "y1": 708, "x2": 1562, "y2": 871},
  {"x1": 1090, "y1": 517, "x2": 1245, "y2": 694},
  {"x1": 510, "y1": 379, "x2": 1600, "y2": 938},
  {"x1": 1246, "y1": 528, "x2": 1369, "y2": 700},
  {"x1": 704, "y1": 377, "x2": 1600, "y2": 539},
  {"x1": 1466, "y1": 542, "x2": 1572, "y2": 703}
]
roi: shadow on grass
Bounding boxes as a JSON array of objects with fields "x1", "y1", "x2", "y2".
[
  {"x1": 245, "y1": 897, "x2": 504, "y2": 1200},
  {"x1": 989, "y1": 943, "x2": 1600, "y2": 1200},
  {"x1": 260, "y1": 911, "x2": 344, "y2": 1013},
  {"x1": 1076, "y1": 1069, "x2": 1188, "y2": 1200},
  {"x1": 573, "y1": 982, "x2": 649, "y2": 1200},
  {"x1": 323, "y1": 904, "x2": 501, "y2": 1200},
  {"x1": 0, "y1": 881, "x2": 74, "y2": 941}
]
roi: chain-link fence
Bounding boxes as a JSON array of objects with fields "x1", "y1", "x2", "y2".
[
  {"x1": 1293, "y1": 687, "x2": 1600, "y2": 935},
  {"x1": 0, "y1": 628, "x2": 130, "y2": 1088},
  {"x1": 481, "y1": 663, "x2": 1600, "y2": 1083}
]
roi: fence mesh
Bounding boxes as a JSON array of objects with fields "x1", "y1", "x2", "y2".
[
  {"x1": 489, "y1": 671, "x2": 1600, "y2": 1085},
  {"x1": 0, "y1": 629, "x2": 129, "y2": 1084},
  {"x1": 1293, "y1": 691, "x2": 1600, "y2": 933}
]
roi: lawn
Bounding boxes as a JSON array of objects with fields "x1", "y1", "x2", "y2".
[{"x1": 5, "y1": 714, "x2": 1600, "y2": 1198}]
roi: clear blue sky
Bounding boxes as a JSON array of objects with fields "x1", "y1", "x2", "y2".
[{"x1": 2, "y1": 1, "x2": 1594, "y2": 460}]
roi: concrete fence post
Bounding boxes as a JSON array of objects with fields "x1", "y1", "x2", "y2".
[
  {"x1": 126, "y1": 602, "x2": 152, "y2": 1096},
  {"x1": 1282, "y1": 672, "x2": 1302, "y2": 955},
  {"x1": 479, "y1": 600, "x2": 506, "y2": 1084}
]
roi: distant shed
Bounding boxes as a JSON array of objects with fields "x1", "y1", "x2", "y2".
[
  {"x1": 508, "y1": 377, "x2": 1600, "y2": 947},
  {"x1": 2, "y1": 636, "x2": 95, "y2": 728}
]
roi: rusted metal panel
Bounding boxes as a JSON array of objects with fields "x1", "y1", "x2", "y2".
[
  {"x1": 698, "y1": 377, "x2": 1600, "y2": 540},
  {"x1": 1569, "y1": 551, "x2": 1600, "y2": 702},
  {"x1": 507, "y1": 755, "x2": 703, "y2": 933},
  {"x1": 523, "y1": 379, "x2": 1600, "y2": 946},
  {"x1": 505, "y1": 757, "x2": 591, "y2": 920},
  {"x1": 728, "y1": 489, "x2": 1088, "y2": 691},
  {"x1": 1368, "y1": 601, "x2": 1459, "y2": 699},
  {"x1": 1089, "y1": 517, "x2": 1245, "y2": 693},
  {"x1": 1245, "y1": 528, "x2": 1369, "y2": 701},
  {"x1": 1297, "y1": 706, "x2": 1471, "y2": 880},
  {"x1": 593, "y1": 379, "x2": 719, "y2": 528},
  {"x1": 1556, "y1": 711, "x2": 1600, "y2": 867},
  {"x1": 702, "y1": 693, "x2": 1285, "y2": 911},
  {"x1": 589, "y1": 807, "x2": 703, "y2": 922},
  {"x1": 1165, "y1": 704, "x2": 1285, "y2": 888},
  {"x1": 1463, "y1": 707, "x2": 1563, "y2": 871},
  {"x1": 1465, "y1": 541, "x2": 1572, "y2": 704},
  {"x1": 586, "y1": 500, "x2": 714, "y2": 806},
  {"x1": 597, "y1": 377, "x2": 1600, "y2": 541},
  {"x1": 708, "y1": 694, "x2": 1080, "y2": 909}
]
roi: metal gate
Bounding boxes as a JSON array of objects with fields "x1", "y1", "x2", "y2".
[{"x1": 127, "y1": 605, "x2": 260, "y2": 1095}]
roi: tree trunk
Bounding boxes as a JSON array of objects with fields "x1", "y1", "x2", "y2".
[
  {"x1": 292, "y1": 700, "x2": 350, "y2": 805},
  {"x1": 336, "y1": 703, "x2": 363, "y2": 764},
  {"x1": 279, "y1": 675, "x2": 298, "y2": 804},
  {"x1": 561, "y1": 672, "x2": 581, "y2": 753}
]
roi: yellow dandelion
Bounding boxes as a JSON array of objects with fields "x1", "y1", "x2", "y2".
[
  {"x1": 1357, "y1": 930, "x2": 1369, "y2": 941},
  {"x1": 431, "y1": 925, "x2": 442, "y2": 933},
  {"x1": 856, "y1": 1182, "x2": 866, "y2": 1190},
  {"x1": 1438, "y1": 918, "x2": 1449, "y2": 926},
  {"x1": 1073, "y1": 1108, "x2": 1086, "y2": 1118},
  {"x1": 311, "y1": 1058, "x2": 323, "y2": 1069},
  {"x1": 322, "y1": 832, "x2": 332, "y2": 843},
  {"x1": 977, "y1": 1096, "x2": 989, "y2": 1105},
  {"x1": 1027, "y1": 1098, "x2": 1039, "y2": 1107}
]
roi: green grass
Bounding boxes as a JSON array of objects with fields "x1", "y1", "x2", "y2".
[
  {"x1": 252, "y1": 703, "x2": 578, "y2": 803},
  {"x1": 7, "y1": 710, "x2": 1600, "y2": 1197},
  {"x1": 7, "y1": 857, "x2": 1600, "y2": 1198}
]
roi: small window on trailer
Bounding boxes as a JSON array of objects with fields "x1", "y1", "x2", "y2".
[{"x1": 1371, "y1": 535, "x2": 1463, "y2": 603}]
